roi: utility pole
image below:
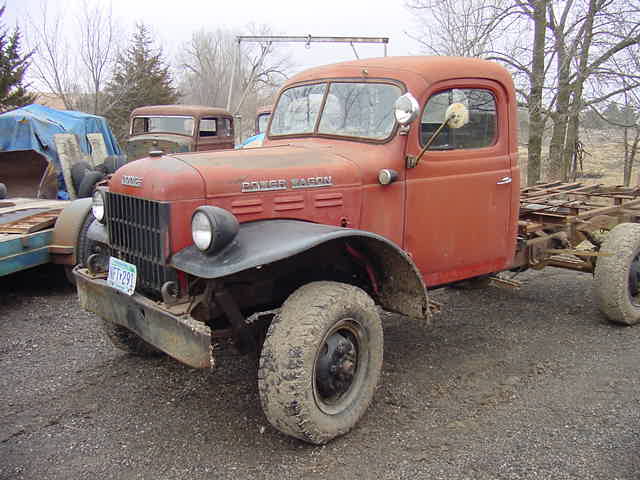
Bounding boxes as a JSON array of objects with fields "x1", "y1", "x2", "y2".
[{"x1": 225, "y1": 35, "x2": 389, "y2": 113}]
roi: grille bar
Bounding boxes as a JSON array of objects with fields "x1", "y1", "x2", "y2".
[{"x1": 106, "y1": 192, "x2": 174, "y2": 294}]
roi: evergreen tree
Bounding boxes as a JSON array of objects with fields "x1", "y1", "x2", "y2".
[
  {"x1": 104, "y1": 23, "x2": 178, "y2": 140},
  {"x1": 0, "y1": 6, "x2": 36, "y2": 112}
]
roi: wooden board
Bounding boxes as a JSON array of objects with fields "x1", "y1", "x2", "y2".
[{"x1": 0, "y1": 208, "x2": 62, "y2": 234}]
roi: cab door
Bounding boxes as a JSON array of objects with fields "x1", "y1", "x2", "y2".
[
  {"x1": 196, "y1": 117, "x2": 235, "y2": 151},
  {"x1": 404, "y1": 80, "x2": 514, "y2": 287}
]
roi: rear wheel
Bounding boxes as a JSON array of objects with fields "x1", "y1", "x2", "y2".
[
  {"x1": 594, "y1": 222, "x2": 640, "y2": 325},
  {"x1": 258, "y1": 281, "x2": 383, "y2": 444}
]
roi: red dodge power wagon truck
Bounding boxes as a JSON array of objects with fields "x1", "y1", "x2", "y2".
[{"x1": 75, "y1": 56, "x2": 640, "y2": 444}]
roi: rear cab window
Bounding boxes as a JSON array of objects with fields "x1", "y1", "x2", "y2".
[{"x1": 199, "y1": 118, "x2": 218, "y2": 137}]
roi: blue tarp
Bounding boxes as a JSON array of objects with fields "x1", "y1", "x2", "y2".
[{"x1": 0, "y1": 104, "x2": 121, "y2": 171}]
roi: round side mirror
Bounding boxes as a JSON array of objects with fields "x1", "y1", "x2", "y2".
[
  {"x1": 445, "y1": 103, "x2": 469, "y2": 129},
  {"x1": 394, "y1": 93, "x2": 420, "y2": 125}
]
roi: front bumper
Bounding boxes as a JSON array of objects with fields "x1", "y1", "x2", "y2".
[{"x1": 74, "y1": 267, "x2": 213, "y2": 368}]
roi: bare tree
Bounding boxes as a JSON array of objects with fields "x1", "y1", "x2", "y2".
[
  {"x1": 177, "y1": 25, "x2": 290, "y2": 140},
  {"x1": 26, "y1": 0, "x2": 121, "y2": 115},
  {"x1": 75, "y1": 0, "x2": 119, "y2": 114},
  {"x1": 546, "y1": 0, "x2": 640, "y2": 180},
  {"x1": 406, "y1": 0, "x2": 640, "y2": 185},
  {"x1": 405, "y1": 0, "x2": 517, "y2": 57},
  {"x1": 26, "y1": 2, "x2": 77, "y2": 110}
]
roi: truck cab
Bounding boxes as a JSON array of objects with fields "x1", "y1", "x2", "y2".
[
  {"x1": 76, "y1": 56, "x2": 522, "y2": 445},
  {"x1": 262, "y1": 56, "x2": 520, "y2": 286},
  {"x1": 126, "y1": 105, "x2": 235, "y2": 160}
]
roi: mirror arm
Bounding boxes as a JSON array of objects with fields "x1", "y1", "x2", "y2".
[{"x1": 406, "y1": 119, "x2": 450, "y2": 169}]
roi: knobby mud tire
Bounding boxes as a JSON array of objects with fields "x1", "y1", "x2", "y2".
[
  {"x1": 77, "y1": 171, "x2": 104, "y2": 198},
  {"x1": 77, "y1": 212, "x2": 95, "y2": 267},
  {"x1": 101, "y1": 320, "x2": 162, "y2": 357},
  {"x1": 70, "y1": 161, "x2": 91, "y2": 191},
  {"x1": 258, "y1": 281, "x2": 383, "y2": 444},
  {"x1": 594, "y1": 222, "x2": 640, "y2": 325}
]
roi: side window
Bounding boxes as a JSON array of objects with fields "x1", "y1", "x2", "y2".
[
  {"x1": 200, "y1": 118, "x2": 217, "y2": 137},
  {"x1": 420, "y1": 88, "x2": 497, "y2": 150},
  {"x1": 131, "y1": 117, "x2": 147, "y2": 135}
]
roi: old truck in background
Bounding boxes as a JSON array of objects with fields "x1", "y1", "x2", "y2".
[
  {"x1": 255, "y1": 105, "x2": 272, "y2": 135},
  {"x1": 75, "y1": 56, "x2": 640, "y2": 444},
  {"x1": 126, "y1": 105, "x2": 235, "y2": 161},
  {"x1": 236, "y1": 105, "x2": 272, "y2": 149}
]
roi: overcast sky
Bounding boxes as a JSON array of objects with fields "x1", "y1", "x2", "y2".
[{"x1": 7, "y1": 0, "x2": 425, "y2": 75}]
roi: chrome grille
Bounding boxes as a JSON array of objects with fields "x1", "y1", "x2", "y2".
[{"x1": 106, "y1": 192, "x2": 175, "y2": 294}]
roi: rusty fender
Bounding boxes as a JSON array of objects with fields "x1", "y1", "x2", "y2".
[
  {"x1": 74, "y1": 267, "x2": 213, "y2": 369},
  {"x1": 49, "y1": 198, "x2": 92, "y2": 264},
  {"x1": 172, "y1": 219, "x2": 431, "y2": 321}
]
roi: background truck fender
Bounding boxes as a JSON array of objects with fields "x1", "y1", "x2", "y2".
[
  {"x1": 171, "y1": 219, "x2": 430, "y2": 320},
  {"x1": 50, "y1": 198, "x2": 92, "y2": 264}
]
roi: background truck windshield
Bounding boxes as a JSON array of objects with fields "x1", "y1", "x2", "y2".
[
  {"x1": 270, "y1": 82, "x2": 401, "y2": 140},
  {"x1": 131, "y1": 116, "x2": 195, "y2": 136}
]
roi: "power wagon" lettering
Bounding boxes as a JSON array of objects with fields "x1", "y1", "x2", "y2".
[{"x1": 241, "y1": 176, "x2": 333, "y2": 193}]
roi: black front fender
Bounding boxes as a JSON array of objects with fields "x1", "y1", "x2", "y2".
[{"x1": 171, "y1": 220, "x2": 430, "y2": 320}]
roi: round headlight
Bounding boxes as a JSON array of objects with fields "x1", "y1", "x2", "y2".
[
  {"x1": 92, "y1": 190, "x2": 105, "y2": 223},
  {"x1": 191, "y1": 206, "x2": 240, "y2": 253},
  {"x1": 192, "y1": 211, "x2": 213, "y2": 251}
]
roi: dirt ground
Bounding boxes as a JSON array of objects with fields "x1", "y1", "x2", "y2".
[{"x1": 1, "y1": 264, "x2": 640, "y2": 480}]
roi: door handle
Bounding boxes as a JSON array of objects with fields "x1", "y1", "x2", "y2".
[{"x1": 496, "y1": 176, "x2": 512, "y2": 185}]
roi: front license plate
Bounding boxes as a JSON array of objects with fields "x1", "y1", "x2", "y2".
[{"x1": 107, "y1": 257, "x2": 137, "y2": 296}]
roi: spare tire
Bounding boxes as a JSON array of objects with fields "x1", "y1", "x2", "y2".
[
  {"x1": 71, "y1": 161, "x2": 91, "y2": 191},
  {"x1": 0, "y1": 182, "x2": 6, "y2": 199},
  {"x1": 77, "y1": 171, "x2": 104, "y2": 198},
  {"x1": 102, "y1": 155, "x2": 128, "y2": 174}
]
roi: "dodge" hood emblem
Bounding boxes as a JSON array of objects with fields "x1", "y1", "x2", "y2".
[{"x1": 122, "y1": 175, "x2": 143, "y2": 187}]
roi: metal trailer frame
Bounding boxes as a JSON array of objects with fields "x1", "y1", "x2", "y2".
[
  {"x1": 0, "y1": 199, "x2": 67, "y2": 276},
  {"x1": 515, "y1": 181, "x2": 640, "y2": 274}
]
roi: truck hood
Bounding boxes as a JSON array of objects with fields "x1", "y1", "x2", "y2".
[
  {"x1": 110, "y1": 155, "x2": 205, "y2": 201},
  {"x1": 126, "y1": 134, "x2": 192, "y2": 161},
  {"x1": 110, "y1": 144, "x2": 361, "y2": 202},
  {"x1": 171, "y1": 144, "x2": 361, "y2": 198}
]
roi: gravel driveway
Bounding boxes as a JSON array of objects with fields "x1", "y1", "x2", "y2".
[{"x1": 1, "y1": 264, "x2": 639, "y2": 479}]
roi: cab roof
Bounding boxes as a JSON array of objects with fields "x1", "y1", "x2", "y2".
[
  {"x1": 130, "y1": 105, "x2": 232, "y2": 118},
  {"x1": 286, "y1": 56, "x2": 513, "y2": 92}
]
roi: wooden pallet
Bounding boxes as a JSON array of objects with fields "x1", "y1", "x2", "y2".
[{"x1": 0, "y1": 208, "x2": 62, "y2": 234}]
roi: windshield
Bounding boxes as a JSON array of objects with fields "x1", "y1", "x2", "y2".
[
  {"x1": 270, "y1": 81, "x2": 402, "y2": 140},
  {"x1": 131, "y1": 116, "x2": 195, "y2": 136}
]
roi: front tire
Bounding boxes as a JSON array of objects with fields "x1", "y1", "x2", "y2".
[
  {"x1": 258, "y1": 281, "x2": 383, "y2": 444},
  {"x1": 594, "y1": 222, "x2": 640, "y2": 325}
]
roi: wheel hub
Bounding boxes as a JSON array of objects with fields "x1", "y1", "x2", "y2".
[{"x1": 316, "y1": 332, "x2": 357, "y2": 400}]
